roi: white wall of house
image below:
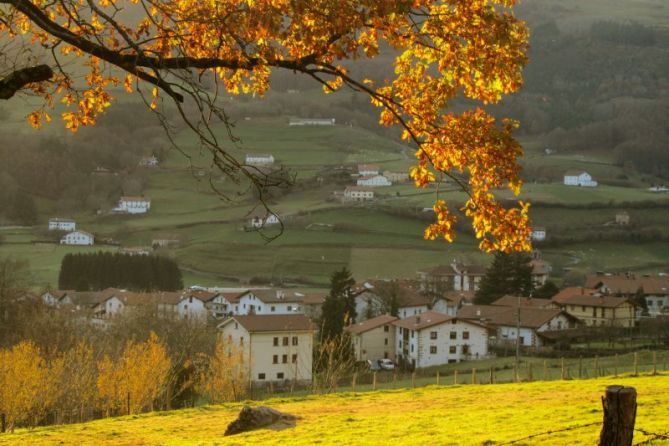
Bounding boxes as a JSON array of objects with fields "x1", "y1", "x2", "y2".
[
  {"x1": 355, "y1": 291, "x2": 385, "y2": 322},
  {"x1": 98, "y1": 296, "x2": 125, "y2": 318},
  {"x1": 356, "y1": 175, "x2": 392, "y2": 187},
  {"x1": 49, "y1": 219, "x2": 76, "y2": 231},
  {"x1": 176, "y1": 296, "x2": 207, "y2": 320},
  {"x1": 399, "y1": 305, "x2": 429, "y2": 319},
  {"x1": 564, "y1": 172, "x2": 597, "y2": 187},
  {"x1": 351, "y1": 325, "x2": 396, "y2": 362},
  {"x1": 41, "y1": 291, "x2": 61, "y2": 307},
  {"x1": 432, "y1": 299, "x2": 457, "y2": 316},
  {"x1": 237, "y1": 292, "x2": 301, "y2": 315},
  {"x1": 219, "y1": 323, "x2": 313, "y2": 385},
  {"x1": 344, "y1": 189, "x2": 374, "y2": 201},
  {"x1": 645, "y1": 295, "x2": 669, "y2": 316},
  {"x1": 531, "y1": 229, "x2": 546, "y2": 241},
  {"x1": 115, "y1": 198, "x2": 151, "y2": 214},
  {"x1": 396, "y1": 320, "x2": 487, "y2": 368},
  {"x1": 60, "y1": 231, "x2": 94, "y2": 245},
  {"x1": 207, "y1": 295, "x2": 235, "y2": 317},
  {"x1": 245, "y1": 154, "x2": 275, "y2": 165}
]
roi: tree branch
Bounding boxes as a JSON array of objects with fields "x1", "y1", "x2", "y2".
[{"x1": 0, "y1": 64, "x2": 53, "y2": 100}]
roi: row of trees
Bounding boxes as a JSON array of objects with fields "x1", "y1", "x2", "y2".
[
  {"x1": 0, "y1": 333, "x2": 246, "y2": 432},
  {"x1": 58, "y1": 252, "x2": 183, "y2": 291}
]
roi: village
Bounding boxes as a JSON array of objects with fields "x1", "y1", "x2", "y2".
[{"x1": 34, "y1": 261, "x2": 668, "y2": 389}]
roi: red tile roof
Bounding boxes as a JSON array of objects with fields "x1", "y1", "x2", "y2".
[{"x1": 347, "y1": 314, "x2": 398, "y2": 334}]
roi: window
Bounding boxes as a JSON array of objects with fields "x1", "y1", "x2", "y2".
[
  {"x1": 258, "y1": 373, "x2": 266, "y2": 380},
  {"x1": 292, "y1": 336, "x2": 298, "y2": 346},
  {"x1": 292, "y1": 354, "x2": 297, "y2": 364},
  {"x1": 384, "y1": 352, "x2": 389, "y2": 359},
  {"x1": 463, "y1": 331, "x2": 469, "y2": 340},
  {"x1": 282, "y1": 354, "x2": 288, "y2": 364},
  {"x1": 283, "y1": 337, "x2": 289, "y2": 346},
  {"x1": 384, "y1": 338, "x2": 388, "y2": 346},
  {"x1": 271, "y1": 306, "x2": 276, "y2": 312},
  {"x1": 410, "y1": 344, "x2": 414, "y2": 352},
  {"x1": 462, "y1": 345, "x2": 469, "y2": 355},
  {"x1": 582, "y1": 306, "x2": 586, "y2": 312},
  {"x1": 399, "y1": 340, "x2": 402, "y2": 348},
  {"x1": 430, "y1": 331, "x2": 438, "y2": 340},
  {"x1": 273, "y1": 337, "x2": 279, "y2": 346},
  {"x1": 450, "y1": 331, "x2": 457, "y2": 340},
  {"x1": 384, "y1": 325, "x2": 389, "y2": 332},
  {"x1": 430, "y1": 346, "x2": 437, "y2": 354},
  {"x1": 239, "y1": 336, "x2": 244, "y2": 346},
  {"x1": 592, "y1": 308, "x2": 596, "y2": 317},
  {"x1": 411, "y1": 330, "x2": 415, "y2": 338},
  {"x1": 273, "y1": 355, "x2": 278, "y2": 364},
  {"x1": 277, "y1": 372, "x2": 284, "y2": 379},
  {"x1": 449, "y1": 346, "x2": 456, "y2": 354},
  {"x1": 287, "y1": 305, "x2": 292, "y2": 311}
]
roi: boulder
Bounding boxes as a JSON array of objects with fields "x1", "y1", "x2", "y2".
[{"x1": 224, "y1": 405, "x2": 301, "y2": 436}]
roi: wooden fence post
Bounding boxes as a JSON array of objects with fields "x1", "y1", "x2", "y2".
[
  {"x1": 561, "y1": 357, "x2": 565, "y2": 380},
  {"x1": 528, "y1": 362, "x2": 533, "y2": 382},
  {"x1": 472, "y1": 368, "x2": 477, "y2": 385},
  {"x1": 543, "y1": 360, "x2": 547, "y2": 381},
  {"x1": 351, "y1": 372, "x2": 357, "y2": 393},
  {"x1": 653, "y1": 351, "x2": 657, "y2": 376},
  {"x1": 372, "y1": 372, "x2": 377, "y2": 391},
  {"x1": 436, "y1": 371, "x2": 440, "y2": 386},
  {"x1": 595, "y1": 355, "x2": 599, "y2": 378},
  {"x1": 411, "y1": 372, "x2": 416, "y2": 388},
  {"x1": 614, "y1": 354, "x2": 619, "y2": 377},
  {"x1": 513, "y1": 364, "x2": 518, "y2": 383},
  {"x1": 453, "y1": 370, "x2": 458, "y2": 385},
  {"x1": 579, "y1": 356, "x2": 583, "y2": 379},
  {"x1": 599, "y1": 385, "x2": 637, "y2": 446},
  {"x1": 490, "y1": 367, "x2": 494, "y2": 385},
  {"x1": 634, "y1": 352, "x2": 638, "y2": 376}
]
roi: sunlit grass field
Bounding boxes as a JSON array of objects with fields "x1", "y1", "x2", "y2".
[{"x1": 3, "y1": 374, "x2": 669, "y2": 445}]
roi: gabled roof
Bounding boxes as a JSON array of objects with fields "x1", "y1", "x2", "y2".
[
  {"x1": 243, "y1": 289, "x2": 304, "y2": 303},
  {"x1": 64, "y1": 230, "x2": 94, "y2": 238},
  {"x1": 555, "y1": 294, "x2": 633, "y2": 309},
  {"x1": 344, "y1": 186, "x2": 374, "y2": 193},
  {"x1": 392, "y1": 311, "x2": 454, "y2": 330},
  {"x1": 491, "y1": 295, "x2": 555, "y2": 309},
  {"x1": 458, "y1": 305, "x2": 575, "y2": 329},
  {"x1": 435, "y1": 290, "x2": 475, "y2": 306},
  {"x1": 347, "y1": 314, "x2": 398, "y2": 335},
  {"x1": 551, "y1": 287, "x2": 598, "y2": 304},
  {"x1": 564, "y1": 170, "x2": 588, "y2": 176},
  {"x1": 585, "y1": 274, "x2": 669, "y2": 295},
  {"x1": 302, "y1": 293, "x2": 327, "y2": 305},
  {"x1": 220, "y1": 314, "x2": 314, "y2": 332},
  {"x1": 49, "y1": 217, "x2": 75, "y2": 223}
]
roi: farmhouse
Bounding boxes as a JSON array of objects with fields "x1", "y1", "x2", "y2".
[
  {"x1": 353, "y1": 284, "x2": 386, "y2": 322},
  {"x1": 236, "y1": 289, "x2": 304, "y2": 315},
  {"x1": 551, "y1": 291, "x2": 635, "y2": 328},
  {"x1": 393, "y1": 311, "x2": 488, "y2": 368},
  {"x1": 585, "y1": 273, "x2": 669, "y2": 317},
  {"x1": 344, "y1": 186, "x2": 374, "y2": 202},
  {"x1": 288, "y1": 118, "x2": 335, "y2": 126},
  {"x1": 40, "y1": 290, "x2": 75, "y2": 307},
  {"x1": 563, "y1": 170, "x2": 598, "y2": 187},
  {"x1": 206, "y1": 291, "x2": 244, "y2": 318},
  {"x1": 60, "y1": 230, "x2": 94, "y2": 246},
  {"x1": 357, "y1": 164, "x2": 380, "y2": 176},
  {"x1": 245, "y1": 154, "x2": 275, "y2": 166},
  {"x1": 152, "y1": 234, "x2": 182, "y2": 248},
  {"x1": 530, "y1": 259, "x2": 552, "y2": 287},
  {"x1": 138, "y1": 155, "x2": 159, "y2": 167},
  {"x1": 491, "y1": 295, "x2": 556, "y2": 309},
  {"x1": 48, "y1": 218, "x2": 76, "y2": 232},
  {"x1": 417, "y1": 261, "x2": 487, "y2": 293},
  {"x1": 119, "y1": 246, "x2": 152, "y2": 256},
  {"x1": 347, "y1": 314, "x2": 398, "y2": 362},
  {"x1": 431, "y1": 291, "x2": 474, "y2": 316},
  {"x1": 356, "y1": 174, "x2": 392, "y2": 187},
  {"x1": 217, "y1": 314, "x2": 314, "y2": 386},
  {"x1": 114, "y1": 196, "x2": 151, "y2": 214},
  {"x1": 458, "y1": 305, "x2": 580, "y2": 347},
  {"x1": 383, "y1": 171, "x2": 410, "y2": 183},
  {"x1": 615, "y1": 211, "x2": 630, "y2": 225},
  {"x1": 248, "y1": 209, "x2": 280, "y2": 228},
  {"x1": 531, "y1": 226, "x2": 546, "y2": 241},
  {"x1": 175, "y1": 293, "x2": 209, "y2": 320}
]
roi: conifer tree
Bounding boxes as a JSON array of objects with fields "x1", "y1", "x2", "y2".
[
  {"x1": 320, "y1": 267, "x2": 356, "y2": 342},
  {"x1": 475, "y1": 252, "x2": 534, "y2": 304}
]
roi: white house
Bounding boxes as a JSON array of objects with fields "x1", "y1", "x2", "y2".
[
  {"x1": 138, "y1": 155, "x2": 159, "y2": 167},
  {"x1": 248, "y1": 210, "x2": 280, "y2": 229},
  {"x1": 40, "y1": 290, "x2": 73, "y2": 307},
  {"x1": 245, "y1": 154, "x2": 275, "y2": 166},
  {"x1": 383, "y1": 171, "x2": 410, "y2": 183},
  {"x1": 357, "y1": 175, "x2": 392, "y2": 187},
  {"x1": 458, "y1": 305, "x2": 580, "y2": 347},
  {"x1": 288, "y1": 118, "x2": 335, "y2": 126},
  {"x1": 236, "y1": 290, "x2": 303, "y2": 315},
  {"x1": 398, "y1": 293, "x2": 431, "y2": 319},
  {"x1": 353, "y1": 286, "x2": 386, "y2": 322},
  {"x1": 48, "y1": 218, "x2": 76, "y2": 232},
  {"x1": 531, "y1": 226, "x2": 546, "y2": 241},
  {"x1": 346, "y1": 314, "x2": 398, "y2": 362},
  {"x1": 119, "y1": 246, "x2": 152, "y2": 256},
  {"x1": 206, "y1": 292, "x2": 244, "y2": 318},
  {"x1": 357, "y1": 164, "x2": 379, "y2": 176},
  {"x1": 431, "y1": 291, "x2": 474, "y2": 316},
  {"x1": 530, "y1": 259, "x2": 552, "y2": 287},
  {"x1": 175, "y1": 294, "x2": 208, "y2": 320},
  {"x1": 417, "y1": 262, "x2": 487, "y2": 293},
  {"x1": 564, "y1": 170, "x2": 598, "y2": 187},
  {"x1": 344, "y1": 186, "x2": 374, "y2": 202},
  {"x1": 60, "y1": 230, "x2": 94, "y2": 246},
  {"x1": 393, "y1": 311, "x2": 488, "y2": 368},
  {"x1": 217, "y1": 314, "x2": 314, "y2": 386},
  {"x1": 114, "y1": 196, "x2": 151, "y2": 214}
]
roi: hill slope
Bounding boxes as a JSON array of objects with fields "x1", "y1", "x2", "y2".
[{"x1": 4, "y1": 375, "x2": 669, "y2": 446}]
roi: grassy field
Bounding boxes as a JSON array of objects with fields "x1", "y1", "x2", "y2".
[{"x1": 3, "y1": 374, "x2": 669, "y2": 445}]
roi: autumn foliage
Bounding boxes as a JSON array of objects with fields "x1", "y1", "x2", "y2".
[
  {"x1": 0, "y1": 0, "x2": 531, "y2": 251},
  {"x1": 195, "y1": 338, "x2": 248, "y2": 404}
]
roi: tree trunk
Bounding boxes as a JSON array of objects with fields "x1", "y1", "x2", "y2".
[{"x1": 599, "y1": 385, "x2": 637, "y2": 446}]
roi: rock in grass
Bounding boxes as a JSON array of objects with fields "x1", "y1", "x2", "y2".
[{"x1": 224, "y1": 405, "x2": 301, "y2": 436}]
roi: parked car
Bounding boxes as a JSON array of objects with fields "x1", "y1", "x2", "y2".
[{"x1": 378, "y1": 359, "x2": 395, "y2": 370}]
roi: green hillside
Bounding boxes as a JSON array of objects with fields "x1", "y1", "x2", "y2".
[{"x1": 3, "y1": 374, "x2": 669, "y2": 446}]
